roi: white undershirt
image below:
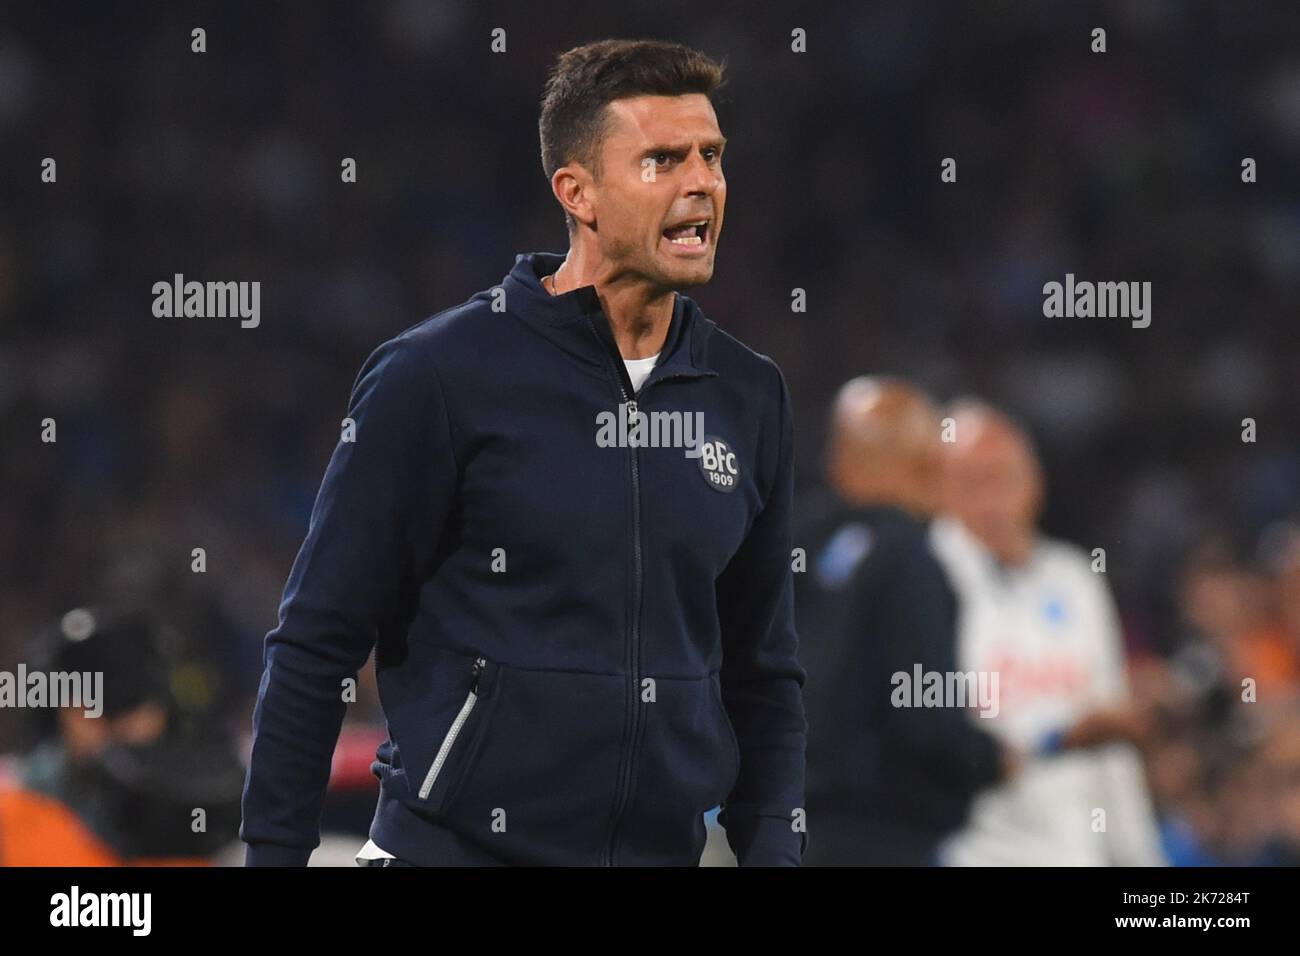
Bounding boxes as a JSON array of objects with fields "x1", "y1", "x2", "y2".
[
  {"x1": 355, "y1": 838, "x2": 396, "y2": 863},
  {"x1": 541, "y1": 275, "x2": 660, "y2": 395},
  {"x1": 624, "y1": 353, "x2": 660, "y2": 393}
]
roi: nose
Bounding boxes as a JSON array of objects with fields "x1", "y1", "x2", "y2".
[{"x1": 682, "y1": 149, "x2": 721, "y2": 196}]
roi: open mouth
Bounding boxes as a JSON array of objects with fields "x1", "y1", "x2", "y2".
[{"x1": 662, "y1": 219, "x2": 710, "y2": 252}]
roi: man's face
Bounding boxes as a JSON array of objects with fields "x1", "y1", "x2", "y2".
[
  {"x1": 943, "y1": 420, "x2": 1043, "y2": 566},
  {"x1": 584, "y1": 93, "x2": 726, "y2": 288},
  {"x1": 60, "y1": 700, "x2": 167, "y2": 763}
]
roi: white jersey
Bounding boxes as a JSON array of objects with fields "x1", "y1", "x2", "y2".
[{"x1": 929, "y1": 517, "x2": 1165, "y2": 866}]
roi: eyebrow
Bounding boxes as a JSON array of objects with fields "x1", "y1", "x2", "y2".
[{"x1": 642, "y1": 137, "x2": 728, "y2": 155}]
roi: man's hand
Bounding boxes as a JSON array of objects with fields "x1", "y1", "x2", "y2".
[
  {"x1": 1060, "y1": 706, "x2": 1152, "y2": 750},
  {"x1": 999, "y1": 745, "x2": 1025, "y2": 781}
]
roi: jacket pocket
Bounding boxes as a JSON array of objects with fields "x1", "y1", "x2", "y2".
[
  {"x1": 437, "y1": 663, "x2": 626, "y2": 865},
  {"x1": 392, "y1": 651, "x2": 502, "y2": 816},
  {"x1": 417, "y1": 655, "x2": 488, "y2": 802},
  {"x1": 614, "y1": 673, "x2": 742, "y2": 864},
  {"x1": 711, "y1": 673, "x2": 742, "y2": 792}
]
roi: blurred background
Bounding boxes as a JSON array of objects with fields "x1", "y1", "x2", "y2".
[{"x1": 0, "y1": 1, "x2": 1297, "y2": 865}]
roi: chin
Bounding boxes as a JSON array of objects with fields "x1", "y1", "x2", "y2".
[{"x1": 663, "y1": 259, "x2": 715, "y2": 288}]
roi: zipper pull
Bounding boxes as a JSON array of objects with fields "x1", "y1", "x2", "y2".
[
  {"x1": 626, "y1": 399, "x2": 638, "y2": 418},
  {"x1": 471, "y1": 657, "x2": 486, "y2": 693}
]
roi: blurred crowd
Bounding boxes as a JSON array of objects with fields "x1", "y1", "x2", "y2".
[
  {"x1": 1, "y1": 3, "x2": 1297, "y2": 864},
  {"x1": 1140, "y1": 531, "x2": 1300, "y2": 864}
]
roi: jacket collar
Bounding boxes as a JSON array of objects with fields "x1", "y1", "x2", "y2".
[{"x1": 501, "y1": 252, "x2": 717, "y2": 380}]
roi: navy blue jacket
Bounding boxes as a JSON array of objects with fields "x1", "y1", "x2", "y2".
[{"x1": 240, "y1": 251, "x2": 807, "y2": 866}]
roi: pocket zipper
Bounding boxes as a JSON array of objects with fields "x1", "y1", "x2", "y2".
[{"x1": 418, "y1": 656, "x2": 487, "y2": 800}]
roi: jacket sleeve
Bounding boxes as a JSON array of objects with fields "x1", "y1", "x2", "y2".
[
  {"x1": 715, "y1": 364, "x2": 808, "y2": 866},
  {"x1": 873, "y1": 531, "x2": 1004, "y2": 795},
  {"x1": 240, "y1": 334, "x2": 459, "y2": 866}
]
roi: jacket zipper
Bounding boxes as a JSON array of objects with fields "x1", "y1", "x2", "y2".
[
  {"x1": 587, "y1": 310, "x2": 707, "y2": 865},
  {"x1": 585, "y1": 314, "x2": 646, "y2": 867},
  {"x1": 418, "y1": 656, "x2": 487, "y2": 800},
  {"x1": 605, "y1": 384, "x2": 642, "y2": 866}
]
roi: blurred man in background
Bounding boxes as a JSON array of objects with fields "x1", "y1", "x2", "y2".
[
  {"x1": 931, "y1": 402, "x2": 1165, "y2": 866},
  {"x1": 0, "y1": 606, "x2": 244, "y2": 865},
  {"x1": 797, "y1": 377, "x2": 1017, "y2": 865}
]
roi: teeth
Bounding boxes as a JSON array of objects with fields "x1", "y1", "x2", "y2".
[{"x1": 670, "y1": 235, "x2": 703, "y2": 245}]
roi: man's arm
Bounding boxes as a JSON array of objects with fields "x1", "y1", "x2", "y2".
[
  {"x1": 715, "y1": 365, "x2": 808, "y2": 866},
  {"x1": 873, "y1": 532, "x2": 1006, "y2": 795},
  {"x1": 240, "y1": 334, "x2": 458, "y2": 866}
]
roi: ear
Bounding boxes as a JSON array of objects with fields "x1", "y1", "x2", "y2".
[
  {"x1": 1027, "y1": 459, "x2": 1047, "y2": 524},
  {"x1": 552, "y1": 163, "x2": 597, "y2": 230}
]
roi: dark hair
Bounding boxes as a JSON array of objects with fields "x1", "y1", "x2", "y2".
[
  {"x1": 539, "y1": 39, "x2": 726, "y2": 233},
  {"x1": 21, "y1": 605, "x2": 173, "y2": 745}
]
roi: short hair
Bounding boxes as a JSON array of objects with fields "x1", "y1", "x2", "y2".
[{"x1": 539, "y1": 39, "x2": 726, "y2": 233}]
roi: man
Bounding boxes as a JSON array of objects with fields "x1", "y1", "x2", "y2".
[
  {"x1": 930, "y1": 401, "x2": 1165, "y2": 866},
  {"x1": 240, "y1": 39, "x2": 806, "y2": 867},
  {"x1": 796, "y1": 378, "x2": 1014, "y2": 865}
]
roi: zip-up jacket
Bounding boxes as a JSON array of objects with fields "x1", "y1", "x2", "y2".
[{"x1": 240, "y1": 251, "x2": 807, "y2": 866}]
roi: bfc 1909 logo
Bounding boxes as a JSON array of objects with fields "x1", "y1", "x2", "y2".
[{"x1": 697, "y1": 436, "x2": 740, "y2": 493}]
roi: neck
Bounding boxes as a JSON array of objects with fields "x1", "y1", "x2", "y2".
[
  {"x1": 995, "y1": 535, "x2": 1036, "y2": 568},
  {"x1": 831, "y1": 472, "x2": 930, "y2": 519},
  {"x1": 547, "y1": 245, "x2": 674, "y2": 360}
]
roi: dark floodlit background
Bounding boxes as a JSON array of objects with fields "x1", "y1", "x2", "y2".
[{"x1": 1, "y1": 2, "x2": 1298, "y2": 864}]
